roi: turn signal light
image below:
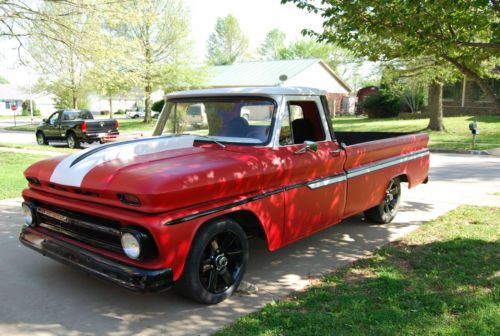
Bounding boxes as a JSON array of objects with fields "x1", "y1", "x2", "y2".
[
  {"x1": 26, "y1": 176, "x2": 41, "y2": 186},
  {"x1": 117, "y1": 193, "x2": 141, "y2": 206}
]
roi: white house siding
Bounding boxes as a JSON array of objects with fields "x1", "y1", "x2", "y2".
[
  {"x1": 87, "y1": 90, "x2": 164, "y2": 113},
  {"x1": 35, "y1": 94, "x2": 57, "y2": 117},
  {"x1": 284, "y1": 62, "x2": 349, "y2": 94}
]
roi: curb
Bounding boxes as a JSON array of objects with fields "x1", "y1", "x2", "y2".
[{"x1": 430, "y1": 149, "x2": 492, "y2": 156}]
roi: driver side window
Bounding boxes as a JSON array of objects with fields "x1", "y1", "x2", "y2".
[
  {"x1": 278, "y1": 104, "x2": 304, "y2": 146},
  {"x1": 48, "y1": 112, "x2": 60, "y2": 126}
]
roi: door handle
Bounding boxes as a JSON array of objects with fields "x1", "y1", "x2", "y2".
[{"x1": 330, "y1": 149, "x2": 342, "y2": 156}]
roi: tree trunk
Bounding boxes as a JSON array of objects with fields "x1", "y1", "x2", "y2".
[
  {"x1": 108, "y1": 96, "x2": 113, "y2": 119},
  {"x1": 144, "y1": 82, "x2": 152, "y2": 123},
  {"x1": 72, "y1": 96, "x2": 78, "y2": 109},
  {"x1": 427, "y1": 81, "x2": 445, "y2": 131}
]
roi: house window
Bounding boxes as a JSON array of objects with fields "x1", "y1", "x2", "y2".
[
  {"x1": 471, "y1": 79, "x2": 500, "y2": 101},
  {"x1": 443, "y1": 82, "x2": 461, "y2": 100}
]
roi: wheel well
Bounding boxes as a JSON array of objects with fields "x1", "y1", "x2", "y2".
[
  {"x1": 66, "y1": 130, "x2": 76, "y2": 137},
  {"x1": 200, "y1": 210, "x2": 266, "y2": 242},
  {"x1": 397, "y1": 174, "x2": 409, "y2": 183},
  {"x1": 225, "y1": 210, "x2": 266, "y2": 240}
]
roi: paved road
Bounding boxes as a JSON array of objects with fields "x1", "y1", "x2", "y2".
[
  {"x1": 0, "y1": 128, "x2": 37, "y2": 144},
  {"x1": 0, "y1": 154, "x2": 499, "y2": 336}
]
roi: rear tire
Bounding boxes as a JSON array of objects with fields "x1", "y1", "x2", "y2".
[
  {"x1": 36, "y1": 131, "x2": 47, "y2": 145},
  {"x1": 177, "y1": 217, "x2": 248, "y2": 304},
  {"x1": 67, "y1": 132, "x2": 80, "y2": 149},
  {"x1": 364, "y1": 178, "x2": 402, "y2": 224}
]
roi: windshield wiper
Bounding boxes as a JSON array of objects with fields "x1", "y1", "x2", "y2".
[{"x1": 183, "y1": 133, "x2": 226, "y2": 149}]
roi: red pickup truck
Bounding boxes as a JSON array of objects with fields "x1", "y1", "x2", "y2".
[{"x1": 19, "y1": 87, "x2": 429, "y2": 304}]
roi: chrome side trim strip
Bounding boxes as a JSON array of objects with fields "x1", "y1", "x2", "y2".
[
  {"x1": 166, "y1": 150, "x2": 429, "y2": 225},
  {"x1": 307, "y1": 174, "x2": 347, "y2": 190},
  {"x1": 347, "y1": 150, "x2": 429, "y2": 178}
]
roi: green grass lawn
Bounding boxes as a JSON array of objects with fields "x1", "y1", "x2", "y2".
[
  {"x1": 0, "y1": 152, "x2": 49, "y2": 199},
  {"x1": 217, "y1": 206, "x2": 500, "y2": 336},
  {"x1": 333, "y1": 115, "x2": 500, "y2": 150},
  {"x1": 0, "y1": 142, "x2": 78, "y2": 154},
  {"x1": 3, "y1": 123, "x2": 37, "y2": 132}
]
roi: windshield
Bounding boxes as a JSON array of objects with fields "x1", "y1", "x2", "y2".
[{"x1": 159, "y1": 98, "x2": 275, "y2": 145}]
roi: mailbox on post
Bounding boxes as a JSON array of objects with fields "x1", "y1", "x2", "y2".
[{"x1": 469, "y1": 121, "x2": 480, "y2": 148}]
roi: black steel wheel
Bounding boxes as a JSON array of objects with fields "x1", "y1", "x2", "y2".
[
  {"x1": 36, "y1": 131, "x2": 47, "y2": 145},
  {"x1": 364, "y1": 178, "x2": 402, "y2": 224},
  {"x1": 67, "y1": 132, "x2": 80, "y2": 149},
  {"x1": 178, "y1": 217, "x2": 248, "y2": 304}
]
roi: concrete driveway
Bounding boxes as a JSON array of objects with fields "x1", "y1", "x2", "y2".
[{"x1": 0, "y1": 153, "x2": 498, "y2": 336}]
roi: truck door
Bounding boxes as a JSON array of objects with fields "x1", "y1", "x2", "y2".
[
  {"x1": 44, "y1": 111, "x2": 62, "y2": 139},
  {"x1": 275, "y1": 96, "x2": 347, "y2": 244}
]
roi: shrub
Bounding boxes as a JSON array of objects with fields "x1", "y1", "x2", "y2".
[
  {"x1": 152, "y1": 100, "x2": 165, "y2": 112},
  {"x1": 362, "y1": 90, "x2": 400, "y2": 118},
  {"x1": 21, "y1": 100, "x2": 36, "y2": 116},
  {"x1": 115, "y1": 109, "x2": 124, "y2": 115}
]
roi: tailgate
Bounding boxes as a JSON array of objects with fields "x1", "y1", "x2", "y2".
[{"x1": 86, "y1": 120, "x2": 117, "y2": 134}]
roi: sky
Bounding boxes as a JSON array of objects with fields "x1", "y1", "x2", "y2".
[
  {"x1": 0, "y1": 0, "x2": 322, "y2": 86},
  {"x1": 186, "y1": 0, "x2": 323, "y2": 60},
  {"x1": 0, "y1": 0, "x2": 324, "y2": 86}
]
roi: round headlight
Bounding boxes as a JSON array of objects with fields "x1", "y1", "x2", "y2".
[
  {"x1": 121, "y1": 232, "x2": 141, "y2": 259},
  {"x1": 22, "y1": 203, "x2": 33, "y2": 226}
]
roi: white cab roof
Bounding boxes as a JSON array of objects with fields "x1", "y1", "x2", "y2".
[{"x1": 166, "y1": 86, "x2": 327, "y2": 99}]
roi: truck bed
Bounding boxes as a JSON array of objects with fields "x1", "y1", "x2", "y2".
[
  {"x1": 337, "y1": 131, "x2": 429, "y2": 218},
  {"x1": 335, "y1": 131, "x2": 410, "y2": 146}
]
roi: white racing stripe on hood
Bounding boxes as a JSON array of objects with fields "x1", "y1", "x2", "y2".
[{"x1": 50, "y1": 135, "x2": 196, "y2": 187}]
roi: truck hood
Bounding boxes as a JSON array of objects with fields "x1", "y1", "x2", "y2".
[{"x1": 24, "y1": 136, "x2": 262, "y2": 213}]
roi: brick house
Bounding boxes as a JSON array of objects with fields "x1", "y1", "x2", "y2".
[
  {"x1": 442, "y1": 77, "x2": 499, "y2": 115},
  {"x1": 207, "y1": 59, "x2": 352, "y2": 115}
]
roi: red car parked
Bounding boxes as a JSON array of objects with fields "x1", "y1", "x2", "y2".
[{"x1": 19, "y1": 87, "x2": 429, "y2": 304}]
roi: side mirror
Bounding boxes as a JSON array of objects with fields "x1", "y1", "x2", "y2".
[
  {"x1": 294, "y1": 141, "x2": 318, "y2": 154},
  {"x1": 42, "y1": 118, "x2": 47, "y2": 122}
]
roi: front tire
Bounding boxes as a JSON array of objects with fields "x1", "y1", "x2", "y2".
[
  {"x1": 67, "y1": 132, "x2": 80, "y2": 149},
  {"x1": 364, "y1": 178, "x2": 402, "y2": 224},
  {"x1": 36, "y1": 131, "x2": 47, "y2": 145},
  {"x1": 178, "y1": 218, "x2": 248, "y2": 304}
]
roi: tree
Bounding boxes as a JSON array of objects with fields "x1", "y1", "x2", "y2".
[
  {"x1": 1, "y1": 1, "x2": 98, "y2": 51},
  {"x1": 107, "y1": 0, "x2": 193, "y2": 123},
  {"x1": 26, "y1": 1, "x2": 94, "y2": 109},
  {"x1": 34, "y1": 78, "x2": 90, "y2": 110},
  {"x1": 259, "y1": 29, "x2": 286, "y2": 60},
  {"x1": 382, "y1": 58, "x2": 459, "y2": 130},
  {"x1": 206, "y1": 14, "x2": 249, "y2": 65},
  {"x1": 283, "y1": 0, "x2": 500, "y2": 129}
]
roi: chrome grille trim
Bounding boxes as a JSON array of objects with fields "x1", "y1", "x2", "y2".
[{"x1": 36, "y1": 207, "x2": 121, "y2": 236}]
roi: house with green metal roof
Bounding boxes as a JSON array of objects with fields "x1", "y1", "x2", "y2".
[{"x1": 207, "y1": 59, "x2": 352, "y2": 114}]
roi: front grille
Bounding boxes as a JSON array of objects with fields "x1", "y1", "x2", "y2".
[
  {"x1": 35, "y1": 205, "x2": 122, "y2": 253},
  {"x1": 48, "y1": 184, "x2": 100, "y2": 198}
]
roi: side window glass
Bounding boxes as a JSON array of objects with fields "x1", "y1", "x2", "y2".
[
  {"x1": 48, "y1": 112, "x2": 60, "y2": 125},
  {"x1": 279, "y1": 106, "x2": 293, "y2": 146}
]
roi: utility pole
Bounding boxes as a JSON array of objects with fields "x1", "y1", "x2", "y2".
[{"x1": 28, "y1": 69, "x2": 33, "y2": 124}]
